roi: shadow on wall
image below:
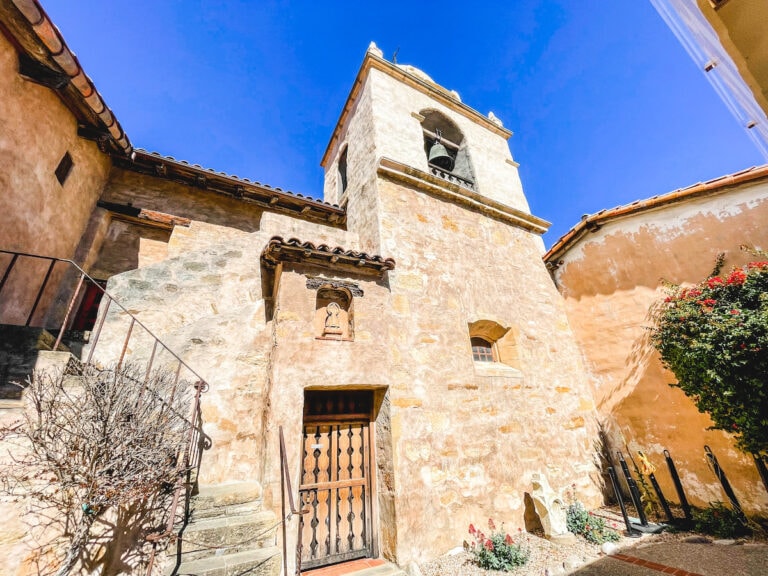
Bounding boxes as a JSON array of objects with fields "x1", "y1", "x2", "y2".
[
  {"x1": 523, "y1": 492, "x2": 545, "y2": 535},
  {"x1": 102, "y1": 170, "x2": 264, "y2": 234}
]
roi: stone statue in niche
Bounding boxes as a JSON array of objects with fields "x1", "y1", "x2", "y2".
[
  {"x1": 314, "y1": 286, "x2": 353, "y2": 341},
  {"x1": 324, "y1": 302, "x2": 343, "y2": 335}
]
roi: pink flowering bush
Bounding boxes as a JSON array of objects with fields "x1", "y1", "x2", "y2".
[
  {"x1": 465, "y1": 518, "x2": 529, "y2": 571},
  {"x1": 650, "y1": 258, "x2": 768, "y2": 453}
]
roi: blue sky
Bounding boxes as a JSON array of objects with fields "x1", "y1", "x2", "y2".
[{"x1": 42, "y1": 1, "x2": 763, "y2": 245}]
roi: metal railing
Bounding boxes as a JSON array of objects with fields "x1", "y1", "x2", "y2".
[
  {"x1": 428, "y1": 164, "x2": 475, "y2": 190},
  {"x1": 0, "y1": 249, "x2": 210, "y2": 574}
]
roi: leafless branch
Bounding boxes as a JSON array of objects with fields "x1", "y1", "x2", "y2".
[{"x1": 0, "y1": 363, "x2": 195, "y2": 575}]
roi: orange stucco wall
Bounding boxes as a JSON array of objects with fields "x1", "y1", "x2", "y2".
[
  {"x1": 551, "y1": 178, "x2": 768, "y2": 514},
  {"x1": 0, "y1": 31, "x2": 110, "y2": 325}
]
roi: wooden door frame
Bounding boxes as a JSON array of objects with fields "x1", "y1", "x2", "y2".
[{"x1": 298, "y1": 390, "x2": 379, "y2": 569}]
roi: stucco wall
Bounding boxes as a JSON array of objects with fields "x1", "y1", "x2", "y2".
[
  {"x1": 0, "y1": 30, "x2": 110, "y2": 269},
  {"x1": 551, "y1": 179, "x2": 768, "y2": 514},
  {"x1": 0, "y1": 32, "x2": 111, "y2": 330}
]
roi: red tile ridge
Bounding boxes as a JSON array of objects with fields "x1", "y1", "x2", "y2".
[
  {"x1": 544, "y1": 163, "x2": 768, "y2": 265},
  {"x1": 262, "y1": 236, "x2": 396, "y2": 272},
  {"x1": 9, "y1": 0, "x2": 132, "y2": 155},
  {"x1": 132, "y1": 149, "x2": 342, "y2": 210}
]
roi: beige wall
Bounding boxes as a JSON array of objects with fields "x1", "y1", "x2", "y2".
[
  {"x1": 0, "y1": 32, "x2": 110, "y2": 259},
  {"x1": 0, "y1": 31, "x2": 110, "y2": 327},
  {"x1": 551, "y1": 179, "x2": 768, "y2": 513},
  {"x1": 373, "y1": 175, "x2": 600, "y2": 565}
]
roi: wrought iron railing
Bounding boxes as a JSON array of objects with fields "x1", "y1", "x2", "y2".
[
  {"x1": 0, "y1": 249, "x2": 210, "y2": 574},
  {"x1": 428, "y1": 164, "x2": 475, "y2": 190}
]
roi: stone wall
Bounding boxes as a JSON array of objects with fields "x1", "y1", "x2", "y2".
[
  {"x1": 322, "y1": 77, "x2": 384, "y2": 254},
  {"x1": 550, "y1": 178, "x2": 768, "y2": 513},
  {"x1": 92, "y1": 170, "x2": 357, "y2": 489},
  {"x1": 373, "y1": 175, "x2": 601, "y2": 565}
]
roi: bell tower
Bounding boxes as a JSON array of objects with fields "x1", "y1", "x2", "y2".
[
  {"x1": 320, "y1": 43, "x2": 545, "y2": 254},
  {"x1": 315, "y1": 44, "x2": 601, "y2": 569}
]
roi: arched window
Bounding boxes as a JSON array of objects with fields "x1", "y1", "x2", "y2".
[
  {"x1": 468, "y1": 319, "x2": 520, "y2": 370},
  {"x1": 420, "y1": 110, "x2": 475, "y2": 186},
  {"x1": 471, "y1": 337, "x2": 494, "y2": 362}
]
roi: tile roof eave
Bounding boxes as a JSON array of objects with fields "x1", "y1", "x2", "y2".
[
  {"x1": 113, "y1": 149, "x2": 346, "y2": 226},
  {"x1": 261, "y1": 236, "x2": 395, "y2": 276},
  {"x1": 6, "y1": 0, "x2": 132, "y2": 155},
  {"x1": 543, "y1": 164, "x2": 768, "y2": 266}
]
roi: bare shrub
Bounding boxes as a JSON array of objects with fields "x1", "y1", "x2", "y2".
[{"x1": 0, "y1": 362, "x2": 196, "y2": 576}]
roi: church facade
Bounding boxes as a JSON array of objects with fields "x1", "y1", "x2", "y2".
[
  {"x1": 0, "y1": 2, "x2": 603, "y2": 573},
  {"x1": 3, "y1": 2, "x2": 767, "y2": 575}
]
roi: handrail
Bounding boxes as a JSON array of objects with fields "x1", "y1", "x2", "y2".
[
  {"x1": 0, "y1": 249, "x2": 211, "y2": 574},
  {"x1": 0, "y1": 249, "x2": 208, "y2": 385},
  {"x1": 280, "y1": 425, "x2": 307, "y2": 576}
]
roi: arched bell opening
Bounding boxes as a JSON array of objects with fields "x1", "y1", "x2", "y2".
[{"x1": 420, "y1": 109, "x2": 475, "y2": 184}]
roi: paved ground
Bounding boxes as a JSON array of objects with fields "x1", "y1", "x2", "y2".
[{"x1": 571, "y1": 541, "x2": 768, "y2": 576}]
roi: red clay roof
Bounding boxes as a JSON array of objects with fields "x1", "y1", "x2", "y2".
[
  {"x1": 544, "y1": 164, "x2": 768, "y2": 264},
  {"x1": 4, "y1": 0, "x2": 131, "y2": 155},
  {"x1": 261, "y1": 236, "x2": 395, "y2": 275}
]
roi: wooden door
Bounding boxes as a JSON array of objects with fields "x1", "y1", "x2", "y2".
[{"x1": 298, "y1": 421, "x2": 373, "y2": 569}]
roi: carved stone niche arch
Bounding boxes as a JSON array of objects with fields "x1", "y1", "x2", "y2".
[{"x1": 313, "y1": 285, "x2": 354, "y2": 341}]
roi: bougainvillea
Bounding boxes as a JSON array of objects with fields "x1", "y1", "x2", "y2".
[{"x1": 650, "y1": 258, "x2": 768, "y2": 454}]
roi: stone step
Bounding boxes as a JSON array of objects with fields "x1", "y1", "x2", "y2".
[
  {"x1": 192, "y1": 482, "x2": 263, "y2": 519},
  {"x1": 346, "y1": 563, "x2": 407, "y2": 576},
  {"x1": 171, "y1": 511, "x2": 278, "y2": 562},
  {"x1": 301, "y1": 561, "x2": 406, "y2": 576},
  {"x1": 168, "y1": 545, "x2": 280, "y2": 576}
]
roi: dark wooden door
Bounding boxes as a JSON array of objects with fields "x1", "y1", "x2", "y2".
[{"x1": 298, "y1": 421, "x2": 373, "y2": 569}]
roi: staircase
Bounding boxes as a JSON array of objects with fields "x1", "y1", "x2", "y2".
[
  {"x1": 166, "y1": 482, "x2": 281, "y2": 576},
  {"x1": 0, "y1": 326, "x2": 69, "y2": 400}
]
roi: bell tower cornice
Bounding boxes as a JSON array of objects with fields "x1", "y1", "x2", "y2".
[{"x1": 321, "y1": 46, "x2": 512, "y2": 168}]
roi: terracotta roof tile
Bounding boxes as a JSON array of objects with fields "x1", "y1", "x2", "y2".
[
  {"x1": 544, "y1": 164, "x2": 768, "y2": 264},
  {"x1": 8, "y1": 0, "x2": 132, "y2": 155},
  {"x1": 262, "y1": 236, "x2": 395, "y2": 275},
  {"x1": 128, "y1": 149, "x2": 342, "y2": 210}
]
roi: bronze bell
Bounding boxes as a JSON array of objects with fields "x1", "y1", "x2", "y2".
[{"x1": 428, "y1": 140, "x2": 454, "y2": 170}]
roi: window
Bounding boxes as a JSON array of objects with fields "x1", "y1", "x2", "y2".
[
  {"x1": 468, "y1": 319, "x2": 521, "y2": 370},
  {"x1": 337, "y1": 146, "x2": 348, "y2": 197},
  {"x1": 55, "y1": 151, "x2": 73, "y2": 185},
  {"x1": 471, "y1": 337, "x2": 494, "y2": 362}
]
